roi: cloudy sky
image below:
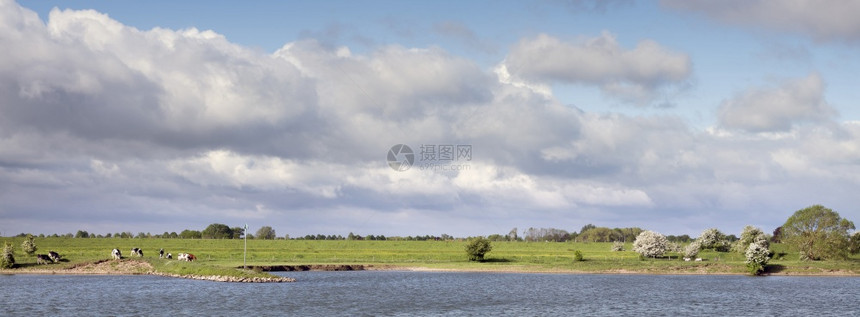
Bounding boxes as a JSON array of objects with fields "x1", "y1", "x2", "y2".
[{"x1": 2, "y1": 0, "x2": 858, "y2": 237}]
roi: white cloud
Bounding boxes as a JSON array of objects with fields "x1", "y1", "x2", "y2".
[
  {"x1": 662, "y1": 0, "x2": 860, "y2": 43},
  {"x1": 717, "y1": 73, "x2": 836, "y2": 132},
  {"x1": 502, "y1": 32, "x2": 691, "y2": 105}
]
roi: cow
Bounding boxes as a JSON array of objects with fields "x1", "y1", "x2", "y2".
[
  {"x1": 166, "y1": 253, "x2": 172, "y2": 259},
  {"x1": 36, "y1": 254, "x2": 52, "y2": 265},
  {"x1": 48, "y1": 251, "x2": 61, "y2": 263},
  {"x1": 131, "y1": 248, "x2": 143, "y2": 257},
  {"x1": 186, "y1": 253, "x2": 196, "y2": 261},
  {"x1": 695, "y1": 258, "x2": 703, "y2": 262},
  {"x1": 112, "y1": 248, "x2": 122, "y2": 260},
  {"x1": 684, "y1": 257, "x2": 691, "y2": 262},
  {"x1": 177, "y1": 253, "x2": 188, "y2": 261},
  {"x1": 159, "y1": 248, "x2": 164, "y2": 259}
]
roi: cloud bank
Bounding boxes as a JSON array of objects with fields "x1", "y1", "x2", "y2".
[{"x1": 0, "y1": 0, "x2": 857, "y2": 236}]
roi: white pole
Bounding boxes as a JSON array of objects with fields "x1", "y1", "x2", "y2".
[{"x1": 244, "y1": 223, "x2": 248, "y2": 270}]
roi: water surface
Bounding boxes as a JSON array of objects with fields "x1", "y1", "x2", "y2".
[{"x1": 2, "y1": 272, "x2": 857, "y2": 316}]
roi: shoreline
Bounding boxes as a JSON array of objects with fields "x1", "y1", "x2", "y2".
[{"x1": 5, "y1": 262, "x2": 856, "y2": 278}]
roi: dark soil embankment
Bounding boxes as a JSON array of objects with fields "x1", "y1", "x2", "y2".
[{"x1": 243, "y1": 264, "x2": 381, "y2": 271}]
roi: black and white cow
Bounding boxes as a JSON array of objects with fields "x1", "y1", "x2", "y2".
[
  {"x1": 112, "y1": 248, "x2": 122, "y2": 260},
  {"x1": 166, "y1": 253, "x2": 172, "y2": 259},
  {"x1": 48, "y1": 251, "x2": 61, "y2": 263},
  {"x1": 36, "y1": 254, "x2": 52, "y2": 265},
  {"x1": 159, "y1": 248, "x2": 164, "y2": 259},
  {"x1": 131, "y1": 248, "x2": 143, "y2": 257}
]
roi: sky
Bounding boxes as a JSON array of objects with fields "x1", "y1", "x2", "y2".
[{"x1": 1, "y1": 0, "x2": 859, "y2": 237}]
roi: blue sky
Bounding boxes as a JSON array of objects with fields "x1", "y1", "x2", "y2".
[{"x1": 2, "y1": 0, "x2": 859, "y2": 237}]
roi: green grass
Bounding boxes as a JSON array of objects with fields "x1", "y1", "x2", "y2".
[{"x1": 2, "y1": 237, "x2": 858, "y2": 276}]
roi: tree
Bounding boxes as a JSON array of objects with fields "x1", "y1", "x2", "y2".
[
  {"x1": 1, "y1": 242, "x2": 14, "y2": 269},
  {"x1": 202, "y1": 223, "x2": 233, "y2": 239},
  {"x1": 632, "y1": 230, "x2": 669, "y2": 258},
  {"x1": 782, "y1": 205, "x2": 855, "y2": 260},
  {"x1": 849, "y1": 232, "x2": 859, "y2": 255},
  {"x1": 256, "y1": 226, "x2": 276, "y2": 240},
  {"x1": 697, "y1": 228, "x2": 730, "y2": 252},
  {"x1": 611, "y1": 241, "x2": 624, "y2": 251},
  {"x1": 732, "y1": 225, "x2": 768, "y2": 253},
  {"x1": 21, "y1": 234, "x2": 37, "y2": 256},
  {"x1": 745, "y1": 239, "x2": 771, "y2": 275},
  {"x1": 464, "y1": 237, "x2": 492, "y2": 261},
  {"x1": 75, "y1": 230, "x2": 89, "y2": 238},
  {"x1": 771, "y1": 226, "x2": 782, "y2": 243},
  {"x1": 179, "y1": 229, "x2": 202, "y2": 239}
]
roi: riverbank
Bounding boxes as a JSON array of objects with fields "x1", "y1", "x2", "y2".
[
  {"x1": 4, "y1": 261, "x2": 858, "y2": 278},
  {"x1": 1, "y1": 238, "x2": 857, "y2": 278},
  {"x1": 0, "y1": 259, "x2": 295, "y2": 283}
]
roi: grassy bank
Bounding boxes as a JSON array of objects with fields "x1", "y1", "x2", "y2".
[{"x1": 2, "y1": 237, "x2": 858, "y2": 276}]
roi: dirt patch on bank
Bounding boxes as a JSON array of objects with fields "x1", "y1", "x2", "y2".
[{"x1": 0, "y1": 259, "x2": 153, "y2": 275}]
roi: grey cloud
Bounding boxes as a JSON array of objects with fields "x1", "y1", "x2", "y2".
[
  {"x1": 717, "y1": 73, "x2": 836, "y2": 132},
  {"x1": 662, "y1": 0, "x2": 860, "y2": 43},
  {"x1": 503, "y1": 32, "x2": 692, "y2": 106}
]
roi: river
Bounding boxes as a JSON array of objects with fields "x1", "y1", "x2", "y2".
[{"x1": 2, "y1": 271, "x2": 858, "y2": 316}]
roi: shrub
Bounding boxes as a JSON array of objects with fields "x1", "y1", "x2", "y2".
[
  {"x1": 21, "y1": 234, "x2": 37, "y2": 256},
  {"x1": 611, "y1": 241, "x2": 624, "y2": 252},
  {"x1": 464, "y1": 237, "x2": 493, "y2": 262},
  {"x1": 1, "y1": 242, "x2": 14, "y2": 269},
  {"x1": 632, "y1": 230, "x2": 669, "y2": 258},
  {"x1": 573, "y1": 250, "x2": 583, "y2": 261},
  {"x1": 745, "y1": 239, "x2": 771, "y2": 275}
]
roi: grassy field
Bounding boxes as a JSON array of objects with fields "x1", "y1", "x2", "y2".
[{"x1": 2, "y1": 237, "x2": 858, "y2": 276}]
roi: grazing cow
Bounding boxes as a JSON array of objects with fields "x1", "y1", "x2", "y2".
[
  {"x1": 36, "y1": 254, "x2": 51, "y2": 265},
  {"x1": 159, "y1": 248, "x2": 164, "y2": 259},
  {"x1": 186, "y1": 253, "x2": 196, "y2": 262},
  {"x1": 112, "y1": 248, "x2": 122, "y2": 260},
  {"x1": 131, "y1": 248, "x2": 143, "y2": 257},
  {"x1": 684, "y1": 257, "x2": 691, "y2": 262},
  {"x1": 48, "y1": 251, "x2": 61, "y2": 263},
  {"x1": 695, "y1": 258, "x2": 703, "y2": 262},
  {"x1": 166, "y1": 253, "x2": 172, "y2": 259},
  {"x1": 177, "y1": 253, "x2": 188, "y2": 261}
]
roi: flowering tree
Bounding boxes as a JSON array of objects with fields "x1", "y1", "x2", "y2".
[
  {"x1": 21, "y1": 234, "x2": 37, "y2": 256},
  {"x1": 633, "y1": 230, "x2": 669, "y2": 258},
  {"x1": 697, "y1": 228, "x2": 730, "y2": 252},
  {"x1": 745, "y1": 239, "x2": 771, "y2": 275},
  {"x1": 733, "y1": 225, "x2": 768, "y2": 253},
  {"x1": 1, "y1": 242, "x2": 14, "y2": 269},
  {"x1": 683, "y1": 240, "x2": 701, "y2": 259},
  {"x1": 611, "y1": 241, "x2": 624, "y2": 252}
]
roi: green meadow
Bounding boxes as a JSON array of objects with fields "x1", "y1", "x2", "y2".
[{"x1": 2, "y1": 237, "x2": 858, "y2": 276}]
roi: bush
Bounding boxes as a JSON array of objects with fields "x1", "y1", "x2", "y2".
[
  {"x1": 633, "y1": 230, "x2": 669, "y2": 258},
  {"x1": 21, "y1": 234, "x2": 37, "y2": 256},
  {"x1": 573, "y1": 250, "x2": 583, "y2": 261},
  {"x1": 745, "y1": 239, "x2": 771, "y2": 275},
  {"x1": 611, "y1": 241, "x2": 624, "y2": 252},
  {"x1": 1, "y1": 242, "x2": 14, "y2": 269},
  {"x1": 464, "y1": 237, "x2": 492, "y2": 262}
]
